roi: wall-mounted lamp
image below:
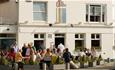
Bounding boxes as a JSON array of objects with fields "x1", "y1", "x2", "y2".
[
  {"x1": 70, "y1": 24, "x2": 73, "y2": 27},
  {"x1": 49, "y1": 24, "x2": 53, "y2": 27},
  {"x1": 6, "y1": 28, "x2": 10, "y2": 31}
]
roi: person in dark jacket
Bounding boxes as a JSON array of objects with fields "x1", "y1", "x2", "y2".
[
  {"x1": 63, "y1": 48, "x2": 72, "y2": 69},
  {"x1": 22, "y1": 43, "x2": 27, "y2": 57}
]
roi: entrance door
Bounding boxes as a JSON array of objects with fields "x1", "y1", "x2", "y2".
[
  {"x1": 55, "y1": 34, "x2": 65, "y2": 48},
  {"x1": 34, "y1": 40, "x2": 45, "y2": 51}
]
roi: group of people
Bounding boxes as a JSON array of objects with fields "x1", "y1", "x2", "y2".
[
  {"x1": 0, "y1": 42, "x2": 101, "y2": 70},
  {"x1": 0, "y1": 42, "x2": 72, "y2": 70},
  {"x1": 75, "y1": 47, "x2": 101, "y2": 61}
]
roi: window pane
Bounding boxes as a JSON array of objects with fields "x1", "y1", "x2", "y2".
[
  {"x1": 102, "y1": 5, "x2": 105, "y2": 22},
  {"x1": 95, "y1": 6, "x2": 101, "y2": 16},
  {"x1": 60, "y1": 8, "x2": 66, "y2": 23},
  {"x1": 91, "y1": 40, "x2": 100, "y2": 47},
  {"x1": 33, "y1": 2, "x2": 46, "y2": 11},
  {"x1": 75, "y1": 34, "x2": 79, "y2": 38},
  {"x1": 75, "y1": 40, "x2": 84, "y2": 49},
  {"x1": 90, "y1": 5, "x2": 101, "y2": 22},
  {"x1": 86, "y1": 5, "x2": 88, "y2": 21},
  {"x1": 40, "y1": 34, "x2": 44, "y2": 38},
  {"x1": 91, "y1": 34, "x2": 95, "y2": 39},
  {"x1": 34, "y1": 34, "x2": 38, "y2": 38},
  {"x1": 33, "y1": 12, "x2": 46, "y2": 21},
  {"x1": 80, "y1": 34, "x2": 84, "y2": 38},
  {"x1": 96, "y1": 34, "x2": 100, "y2": 38}
]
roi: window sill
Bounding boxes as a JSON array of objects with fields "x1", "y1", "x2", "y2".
[
  {"x1": 85, "y1": 22, "x2": 105, "y2": 24},
  {"x1": 32, "y1": 21, "x2": 47, "y2": 23}
]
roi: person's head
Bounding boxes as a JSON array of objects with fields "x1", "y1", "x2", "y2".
[
  {"x1": 19, "y1": 49, "x2": 22, "y2": 52},
  {"x1": 57, "y1": 48, "x2": 61, "y2": 53},
  {"x1": 46, "y1": 48, "x2": 51, "y2": 53},
  {"x1": 65, "y1": 48, "x2": 69, "y2": 52},
  {"x1": 28, "y1": 43, "x2": 32, "y2": 48},
  {"x1": 23, "y1": 43, "x2": 26, "y2": 47}
]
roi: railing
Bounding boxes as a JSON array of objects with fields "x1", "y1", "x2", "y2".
[{"x1": 0, "y1": 17, "x2": 17, "y2": 25}]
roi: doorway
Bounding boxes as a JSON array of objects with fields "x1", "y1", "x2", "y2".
[
  {"x1": 34, "y1": 40, "x2": 45, "y2": 51},
  {"x1": 55, "y1": 34, "x2": 65, "y2": 48}
]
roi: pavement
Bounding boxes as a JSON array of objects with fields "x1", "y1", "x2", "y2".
[{"x1": 75, "y1": 62, "x2": 115, "y2": 70}]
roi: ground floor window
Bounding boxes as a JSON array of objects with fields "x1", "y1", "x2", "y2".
[
  {"x1": 0, "y1": 34, "x2": 16, "y2": 50},
  {"x1": 91, "y1": 34, "x2": 101, "y2": 50},
  {"x1": 75, "y1": 34, "x2": 85, "y2": 51}
]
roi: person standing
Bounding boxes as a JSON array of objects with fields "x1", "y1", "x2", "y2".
[
  {"x1": 58, "y1": 43, "x2": 65, "y2": 53},
  {"x1": 44, "y1": 48, "x2": 52, "y2": 70},
  {"x1": 63, "y1": 48, "x2": 72, "y2": 70},
  {"x1": 21, "y1": 43, "x2": 27, "y2": 57},
  {"x1": 15, "y1": 49, "x2": 23, "y2": 70}
]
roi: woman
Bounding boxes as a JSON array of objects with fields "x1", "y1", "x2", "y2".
[
  {"x1": 15, "y1": 49, "x2": 23, "y2": 70},
  {"x1": 44, "y1": 48, "x2": 52, "y2": 70}
]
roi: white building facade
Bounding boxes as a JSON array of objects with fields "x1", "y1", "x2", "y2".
[{"x1": 0, "y1": 0, "x2": 115, "y2": 59}]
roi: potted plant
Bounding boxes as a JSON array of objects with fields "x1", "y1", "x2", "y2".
[
  {"x1": 52, "y1": 56, "x2": 65, "y2": 70},
  {"x1": 88, "y1": 55, "x2": 96, "y2": 67},
  {"x1": 0, "y1": 55, "x2": 9, "y2": 70},
  {"x1": 96, "y1": 55, "x2": 103, "y2": 65},
  {"x1": 23, "y1": 59, "x2": 39, "y2": 70},
  {"x1": 79, "y1": 55, "x2": 87, "y2": 68}
]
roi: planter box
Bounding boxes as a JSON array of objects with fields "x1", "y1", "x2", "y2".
[
  {"x1": 24, "y1": 65, "x2": 39, "y2": 70},
  {"x1": 0, "y1": 65, "x2": 9, "y2": 70},
  {"x1": 53, "y1": 64, "x2": 65, "y2": 70}
]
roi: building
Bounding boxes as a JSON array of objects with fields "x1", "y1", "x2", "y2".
[{"x1": 0, "y1": 0, "x2": 115, "y2": 59}]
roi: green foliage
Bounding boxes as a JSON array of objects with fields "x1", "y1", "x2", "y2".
[
  {"x1": 79, "y1": 55, "x2": 88, "y2": 63},
  {"x1": 0, "y1": 56, "x2": 9, "y2": 65},
  {"x1": 29, "y1": 60, "x2": 39, "y2": 65},
  {"x1": 56, "y1": 57, "x2": 64, "y2": 64},
  {"x1": 96, "y1": 55, "x2": 103, "y2": 61},
  {"x1": 88, "y1": 56, "x2": 96, "y2": 62}
]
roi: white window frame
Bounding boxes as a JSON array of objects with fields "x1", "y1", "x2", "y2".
[
  {"x1": 34, "y1": 34, "x2": 45, "y2": 40},
  {"x1": 86, "y1": 4, "x2": 106, "y2": 23},
  {"x1": 56, "y1": 0, "x2": 66, "y2": 23},
  {"x1": 91, "y1": 34, "x2": 101, "y2": 49},
  {"x1": 33, "y1": 2, "x2": 47, "y2": 22},
  {"x1": 75, "y1": 34, "x2": 85, "y2": 50}
]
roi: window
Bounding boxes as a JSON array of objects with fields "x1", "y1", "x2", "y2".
[
  {"x1": 75, "y1": 34, "x2": 85, "y2": 51},
  {"x1": 34, "y1": 34, "x2": 45, "y2": 40},
  {"x1": 86, "y1": 4, "x2": 106, "y2": 22},
  {"x1": 91, "y1": 34, "x2": 101, "y2": 50},
  {"x1": 33, "y1": 2, "x2": 47, "y2": 21},
  {"x1": 56, "y1": 0, "x2": 66, "y2": 23}
]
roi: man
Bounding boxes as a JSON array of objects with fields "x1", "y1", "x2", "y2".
[{"x1": 63, "y1": 48, "x2": 72, "y2": 69}]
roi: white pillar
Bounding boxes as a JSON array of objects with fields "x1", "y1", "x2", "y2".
[
  {"x1": 65, "y1": 33, "x2": 75, "y2": 53},
  {"x1": 85, "y1": 33, "x2": 91, "y2": 49}
]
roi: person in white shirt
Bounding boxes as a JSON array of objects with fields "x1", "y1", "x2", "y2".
[{"x1": 57, "y1": 43, "x2": 65, "y2": 53}]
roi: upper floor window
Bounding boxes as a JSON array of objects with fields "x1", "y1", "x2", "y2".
[
  {"x1": 33, "y1": 2, "x2": 47, "y2": 21},
  {"x1": 86, "y1": 4, "x2": 106, "y2": 22},
  {"x1": 56, "y1": 0, "x2": 66, "y2": 23}
]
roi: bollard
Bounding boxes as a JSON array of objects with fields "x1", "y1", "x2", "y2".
[
  {"x1": 43, "y1": 63, "x2": 46, "y2": 70},
  {"x1": 65, "y1": 63, "x2": 70, "y2": 70}
]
